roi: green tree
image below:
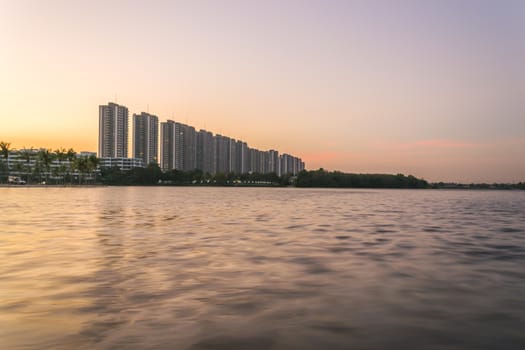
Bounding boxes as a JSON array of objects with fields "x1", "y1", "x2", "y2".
[
  {"x1": 54, "y1": 148, "x2": 67, "y2": 162},
  {"x1": 73, "y1": 156, "x2": 90, "y2": 184},
  {"x1": 66, "y1": 149, "x2": 77, "y2": 184},
  {"x1": 51, "y1": 148, "x2": 66, "y2": 184},
  {"x1": 13, "y1": 161, "x2": 24, "y2": 177},
  {"x1": 19, "y1": 148, "x2": 35, "y2": 183},
  {"x1": 87, "y1": 155, "x2": 100, "y2": 183},
  {"x1": 37, "y1": 149, "x2": 54, "y2": 184},
  {"x1": 296, "y1": 169, "x2": 428, "y2": 188},
  {"x1": 0, "y1": 141, "x2": 10, "y2": 160},
  {"x1": 0, "y1": 141, "x2": 11, "y2": 181},
  {"x1": 214, "y1": 172, "x2": 227, "y2": 185},
  {"x1": 0, "y1": 160, "x2": 7, "y2": 181}
]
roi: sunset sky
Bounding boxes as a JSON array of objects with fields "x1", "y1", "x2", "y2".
[{"x1": 1, "y1": 0, "x2": 524, "y2": 182}]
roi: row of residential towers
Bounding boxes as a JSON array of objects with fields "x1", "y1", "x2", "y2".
[{"x1": 98, "y1": 102, "x2": 305, "y2": 175}]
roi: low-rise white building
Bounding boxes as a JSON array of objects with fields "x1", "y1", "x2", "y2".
[{"x1": 98, "y1": 157, "x2": 144, "y2": 171}]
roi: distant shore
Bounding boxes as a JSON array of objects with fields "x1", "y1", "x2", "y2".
[
  {"x1": 1, "y1": 183, "x2": 523, "y2": 190},
  {"x1": 0, "y1": 184, "x2": 105, "y2": 188}
]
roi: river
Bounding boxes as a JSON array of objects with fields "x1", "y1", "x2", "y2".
[{"x1": 1, "y1": 187, "x2": 524, "y2": 349}]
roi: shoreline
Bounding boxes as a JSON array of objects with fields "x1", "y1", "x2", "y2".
[
  {"x1": 0, "y1": 184, "x2": 106, "y2": 188},
  {"x1": 1, "y1": 184, "x2": 523, "y2": 190}
]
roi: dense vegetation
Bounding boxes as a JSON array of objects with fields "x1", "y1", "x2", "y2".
[
  {"x1": 295, "y1": 169, "x2": 429, "y2": 188},
  {"x1": 431, "y1": 182, "x2": 525, "y2": 190},
  {"x1": 99, "y1": 164, "x2": 291, "y2": 186},
  {"x1": 0, "y1": 142, "x2": 99, "y2": 184}
]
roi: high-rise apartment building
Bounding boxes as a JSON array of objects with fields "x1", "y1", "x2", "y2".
[
  {"x1": 197, "y1": 129, "x2": 215, "y2": 174},
  {"x1": 240, "y1": 142, "x2": 249, "y2": 174},
  {"x1": 214, "y1": 135, "x2": 230, "y2": 174},
  {"x1": 160, "y1": 120, "x2": 199, "y2": 171},
  {"x1": 98, "y1": 102, "x2": 129, "y2": 158},
  {"x1": 160, "y1": 121, "x2": 173, "y2": 171},
  {"x1": 248, "y1": 148, "x2": 259, "y2": 173},
  {"x1": 228, "y1": 138, "x2": 237, "y2": 173},
  {"x1": 173, "y1": 122, "x2": 184, "y2": 170},
  {"x1": 160, "y1": 120, "x2": 184, "y2": 171},
  {"x1": 182, "y1": 124, "x2": 197, "y2": 171},
  {"x1": 234, "y1": 140, "x2": 244, "y2": 174},
  {"x1": 260, "y1": 151, "x2": 268, "y2": 174},
  {"x1": 281, "y1": 153, "x2": 291, "y2": 175},
  {"x1": 268, "y1": 150, "x2": 279, "y2": 174},
  {"x1": 133, "y1": 112, "x2": 158, "y2": 165},
  {"x1": 278, "y1": 154, "x2": 303, "y2": 175}
]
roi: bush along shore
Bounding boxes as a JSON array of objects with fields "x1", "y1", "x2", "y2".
[
  {"x1": 294, "y1": 169, "x2": 524, "y2": 189},
  {"x1": 77, "y1": 167, "x2": 431, "y2": 187},
  {"x1": 295, "y1": 169, "x2": 429, "y2": 188},
  {"x1": 98, "y1": 164, "x2": 291, "y2": 186}
]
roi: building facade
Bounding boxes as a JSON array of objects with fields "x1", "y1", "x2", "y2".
[
  {"x1": 197, "y1": 129, "x2": 215, "y2": 174},
  {"x1": 182, "y1": 124, "x2": 197, "y2": 171},
  {"x1": 160, "y1": 121, "x2": 174, "y2": 171},
  {"x1": 161, "y1": 120, "x2": 196, "y2": 171},
  {"x1": 99, "y1": 157, "x2": 144, "y2": 171},
  {"x1": 133, "y1": 112, "x2": 158, "y2": 165},
  {"x1": 98, "y1": 102, "x2": 129, "y2": 158}
]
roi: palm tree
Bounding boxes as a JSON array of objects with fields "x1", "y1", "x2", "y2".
[
  {"x1": 66, "y1": 148, "x2": 77, "y2": 184},
  {"x1": 13, "y1": 161, "x2": 24, "y2": 177},
  {"x1": 20, "y1": 148, "x2": 33, "y2": 163},
  {"x1": 66, "y1": 148, "x2": 77, "y2": 161},
  {"x1": 20, "y1": 148, "x2": 34, "y2": 183},
  {"x1": 87, "y1": 155, "x2": 100, "y2": 184},
  {"x1": 57, "y1": 163, "x2": 68, "y2": 184},
  {"x1": 73, "y1": 156, "x2": 89, "y2": 184},
  {"x1": 54, "y1": 148, "x2": 66, "y2": 161},
  {"x1": 54, "y1": 148, "x2": 68, "y2": 183},
  {"x1": 0, "y1": 141, "x2": 11, "y2": 181},
  {"x1": 0, "y1": 159, "x2": 7, "y2": 182},
  {"x1": 0, "y1": 141, "x2": 10, "y2": 160},
  {"x1": 37, "y1": 149, "x2": 54, "y2": 184}
]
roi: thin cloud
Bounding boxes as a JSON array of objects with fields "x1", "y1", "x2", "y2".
[{"x1": 412, "y1": 139, "x2": 477, "y2": 148}]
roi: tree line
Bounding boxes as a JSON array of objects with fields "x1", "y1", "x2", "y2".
[
  {"x1": 295, "y1": 169, "x2": 429, "y2": 188},
  {"x1": 99, "y1": 164, "x2": 291, "y2": 186},
  {"x1": 430, "y1": 182, "x2": 525, "y2": 190}
]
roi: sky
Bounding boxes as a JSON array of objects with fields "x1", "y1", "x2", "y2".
[{"x1": 1, "y1": 0, "x2": 524, "y2": 183}]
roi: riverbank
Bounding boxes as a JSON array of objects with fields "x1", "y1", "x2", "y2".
[
  {"x1": 1, "y1": 183, "x2": 524, "y2": 190},
  {"x1": 0, "y1": 184, "x2": 105, "y2": 188}
]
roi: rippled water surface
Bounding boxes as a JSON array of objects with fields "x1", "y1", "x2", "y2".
[{"x1": 1, "y1": 187, "x2": 525, "y2": 349}]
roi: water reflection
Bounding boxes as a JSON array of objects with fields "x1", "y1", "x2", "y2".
[{"x1": 1, "y1": 188, "x2": 525, "y2": 349}]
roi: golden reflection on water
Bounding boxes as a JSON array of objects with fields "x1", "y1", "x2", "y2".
[{"x1": 1, "y1": 187, "x2": 525, "y2": 349}]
